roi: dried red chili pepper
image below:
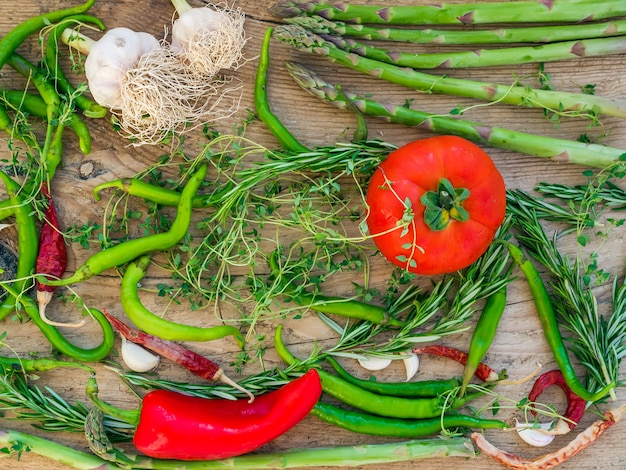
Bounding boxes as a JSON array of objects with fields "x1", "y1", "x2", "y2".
[
  {"x1": 87, "y1": 369, "x2": 322, "y2": 461},
  {"x1": 35, "y1": 183, "x2": 80, "y2": 327},
  {"x1": 528, "y1": 369, "x2": 587, "y2": 430},
  {"x1": 412, "y1": 344, "x2": 501, "y2": 382},
  {"x1": 103, "y1": 310, "x2": 253, "y2": 401}
]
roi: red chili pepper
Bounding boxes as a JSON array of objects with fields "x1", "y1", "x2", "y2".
[
  {"x1": 35, "y1": 182, "x2": 76, "y2": 327},
  {"x1": 133, "y1": 369, "x2": 322, "y2": 460},
  {"x1": 103, "y1": 310, "x2": 254, "y2": 401},
  {"x1": 412, "y1": 345, "x2": 501, "y2": 382},
  {"x1": 528, "y1": 369, "x2": 587, "y2": 429}
]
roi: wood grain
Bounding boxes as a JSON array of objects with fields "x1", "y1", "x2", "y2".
[{"x1": 0, "y1": 1, "x2": 625, "y2": 469}]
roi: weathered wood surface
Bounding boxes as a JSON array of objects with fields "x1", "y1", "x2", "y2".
[{"x1": 1, "y1": 0, "x2": 625, "y2": 469}]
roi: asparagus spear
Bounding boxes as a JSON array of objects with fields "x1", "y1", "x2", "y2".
[
  {"x1": 286, "y1": 16, "x2": 626, "y2": 45},
  {"x1": 285, "y1": 61, "x2": 626, "y2": 169},
  {"x1": 274, "y1": 25, "x2": 626, "y2": 119},
  {"x1": 322, "y1": 34, "x2": 626, "y2": 69},
  {"x1": 271, "y1": 0, "x2": 626, "y2": 25}
]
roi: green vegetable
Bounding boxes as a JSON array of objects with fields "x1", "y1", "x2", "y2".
[
  {"x1": 323, "y1": 34, "x2": 626, "y2": 69},
  {"x1": 507, "y1": 243, "x2": 614, "y2": 403},
  {"x1": 0, "y1": 427, "x2": 476, "y2": 468},
  {"x1": 39, "y1": 164, "x2": 208, "y2": 286},
  {"x1": 312, "y1": 402, "x2": 507, "y2": 437},
  {"x1": 274, "y1": 25, "x2": 626, "y2": 120},
  {"x1": 255, "y1": 27, "x2": 309, "y2": 152},
  {"x1": 285, "y1": 61, "x2": 626, "y2": 168},
  {"x1": 325, "y1": 356, "x2": 461, "y2": 398},
  {"x1": 270, "y1": 0, "x2": 626, "y2": 24},
  {"x1": 460, "y1": 287, "x2": 507, "y2": 396},
  {"x1": 121, "y1": 254, "x2": 244, "y2": 343},
  {"x1": 286, "y1": 15, "x2": 626, "y2": 45}
]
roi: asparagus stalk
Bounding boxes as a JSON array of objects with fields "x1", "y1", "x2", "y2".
[
  {"x1": 322, "y1": 34, "x2": 626, "y2": 69},
  {"x1": 286, "y1": 16, "x2": 626, "y2": 45},
  {"x1": 285, "y1": 61, "x2": 626, "y2": 168},
  {"x1": 271, "y1": 0, "x2": 626, "y2": 25},
  {"x1": 274, "y1": 25, "x2": 626, "y2": 119},
  {"x1": 0, "y1": 428, "x2": 476, "y2": 469}
]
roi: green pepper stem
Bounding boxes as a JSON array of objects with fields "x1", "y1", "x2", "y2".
[{"x1": 86, "y1": 375, "x2": 140, "y2": 426}]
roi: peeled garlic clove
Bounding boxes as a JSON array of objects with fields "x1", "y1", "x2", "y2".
[
  {"x1": 358, "y1": 356, "x2": 392, "y2": 371},
  {"x1": 403, "y1": 353, "x2": 420, "y2": 381},
  {"x1": 515, "y1": 421, "x2": 557, "y2": 447},
  {"x1": 120, "y1": 336, "x2": 160, "y2": 372}
]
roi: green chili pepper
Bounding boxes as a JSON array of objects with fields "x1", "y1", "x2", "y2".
[
  {"x1": 460, "y1": 286, "x2": 507, "y2": 396},
  {"x1": 39, "y1": 164, "x2": 208, "y2": 286},
  {"x1": 92, "y1": 177, "x2": 232, "y2": 208},
  {"x1": 121, "y1": 254, "x2": 244, "y2": 347},
  {"x1": 255, "y1": 27, "x2": 309, "y2": 153},
  {"x1": 0, "y1": 170, "x2": 38, "y2": 321},
  {"x1": 274, "y1": 325, "x2": 481, "y2": 420},
  {"x1": 269, "y1": 251, "x2": 406, "y2": 326},
  {"x1": 0, "y1": 0, "x2": 95, "y2": 71},
  {"x1": 1, "y1": 89, "x2": 91, "y2": 155},
  {"x1": 0, "y1": 355, "x2": 94, "y2": 373},
  {"x1": 325, "y1": 356, "x2": 461, "y2": 398},
  {"x1": 508, "y1": 243, "x2": 614, "y2": 403},
  {"x1": 312, "y1": 402, "x2": 508, "y2": 438},
  {"x1": 44, "y1": 15, "x2": 107, "y2": 119}
]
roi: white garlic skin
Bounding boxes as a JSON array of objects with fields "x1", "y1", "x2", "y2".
[
  {"x1": 171, "y1": 8, "x2": 230, "y2": 52},
  {"x1": 85, "y1": 27, "x2": 160, "y2": 109},
  {"x1": 120, "y1": 337, "x2": 160, "y2": 372},
  {"x1": 357, "y1": 356, "x2": 392, "y2": 371}
]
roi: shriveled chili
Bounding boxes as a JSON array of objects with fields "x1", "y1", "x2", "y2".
[{"x1": 528, "y1": 369, "x2": 587, "y2": 430}]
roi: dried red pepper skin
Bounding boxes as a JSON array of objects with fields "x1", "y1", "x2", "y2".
[
  {"x1": 528, "y1": 369, "x2": 587, "y2": 429},
  {"x1": 133, "y1": 369, "x2": 322, "y2": 460},
  {"x1": 35, "y1": 183, "x2": 67, "y2": 292}
]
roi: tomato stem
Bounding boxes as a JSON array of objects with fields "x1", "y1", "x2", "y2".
[{"x1": 421, "y1": 177, "x2": 470, "y2": 231}]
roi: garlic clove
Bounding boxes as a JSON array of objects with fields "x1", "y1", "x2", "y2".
[
  {"x1": 120, "y1": 336, "x2": 160, "y2": 372},
  {"x1": 403, "y1": 353, "x2": 420, "y2": 381},
  {"x1": 357, "y1": 356, "x2": 392, "y2": 371},
  {"x1": 515, "y1": 420, "x2": 557, "y2": 447}
]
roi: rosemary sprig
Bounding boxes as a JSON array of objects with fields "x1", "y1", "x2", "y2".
[{"x1": 0, "y1": 365, "x2": 133, "y2": 440}]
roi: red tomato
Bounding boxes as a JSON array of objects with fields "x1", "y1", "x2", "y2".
[{"x1": 365, "y1": 136, "x2": 506, "y2": 275}]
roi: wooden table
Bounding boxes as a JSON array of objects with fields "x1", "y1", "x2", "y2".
[{"x1": 1, "y1": 1, "x2": 625, "y2": 469}]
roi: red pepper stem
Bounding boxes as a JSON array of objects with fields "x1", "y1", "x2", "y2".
[
  {"x1": 86, "y1": 374, "x2": 139, "y2": 426},
  {"x1": 103, "y1": 310, "x2": 255, "y2": 402}
]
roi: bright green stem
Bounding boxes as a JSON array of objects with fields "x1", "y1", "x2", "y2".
[
  {"x1": 270, "y1": 0, "x2": 626, "y2": 24},
  {"x1": 274, "y1": 26, "x2": 626, "y2": 119},
  {"x1": 285, "y1": 61, "x2": 626, "y2": 169},
  {"x1": 86, "y1": 375, "x2": 140, "y2": 426},
  {"x1": 286, "y1": 16, "x2": 626, "y2": 45},
  {"x1": 170, "y1": 0, "x2": 193, "y2": 15},
  {"x1": 421, "y1": 178, "x2": 470, "y2": 231},
  {"x1": 0, "y1": 427, "x2": 475, "y2": 469},
  {"x1": 324, "y1": 34, "x2": 626, "y2": 69}
]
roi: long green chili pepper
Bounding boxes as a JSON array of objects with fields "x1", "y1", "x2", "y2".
[
  {"x1": 0, "y1": 354, "x2": 94, "y2": 373},
  {"x1": 274, "y1": 325, "x2": 482, "y2": 420},
  {"x1": 39, "y1": 164, "x2": 208, "y2": 286},
  {"x1": 508, "y1": 243, "x2": 614, "y2": 403},
  {"x1": 0, "y1": 281, "x2": 114, "y2": 362},
  {"x1": 255, "y1": 27, "x2": 309, "y2": 153},
  {"x1": 0, "y1": 0, "x2": 95, "y2": 71},
  {"x1": 312, "y1": 402, "x2": 508, "y2": 438},
  {"x1": 121, "y1": 254, "x2": 244, "y2": 346},
  {"x1": 325, "y1": 356, "x2": 461, "y2": 398},
  {"x1": 92, "y1": 177, "x2": 233, "y2": 208},
  {"x1": 1, "y1": 89, "x2": 91, "y2": 155},
  {"x1": 0, "y1": 170, "x2": 38, "y2": 321},
  {"x1": 460, "y1": 286, "x2": 507, "y2": 397},
  {"x1": 269, "y1": 251, "x2": 406, "y2": 326},
  {"x1": 44, "y1": 15, "x2": 108, "y2": 119}
]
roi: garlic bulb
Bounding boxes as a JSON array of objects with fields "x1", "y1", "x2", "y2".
[
  {"x1": 120, "y1": 336, "x2": 160, "y2": 372},
  {"x1": 85, "y1": 27, "x2": 160, "y2": 109},
  {"x1": 170, "y1": 5, "x2": 246, "y2": 77}
]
